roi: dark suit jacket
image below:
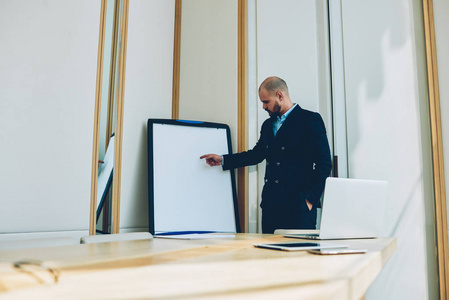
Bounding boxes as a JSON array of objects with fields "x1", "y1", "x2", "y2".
[{"x1": 223, "y1": 105, "x2": 332, "y2": 210}]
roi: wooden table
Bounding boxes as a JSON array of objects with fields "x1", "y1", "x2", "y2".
[{"x1": 0, "y1": 234, "x2": 396, "y2": 299}]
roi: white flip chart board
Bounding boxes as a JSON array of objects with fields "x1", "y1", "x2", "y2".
[{"x1": 147, "y1": 119, "x2": 239, "y2": 234}]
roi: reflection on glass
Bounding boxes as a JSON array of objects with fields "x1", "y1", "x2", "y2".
[{"x1": 96, "y1": 0, "x2": 123, "y2": 234}]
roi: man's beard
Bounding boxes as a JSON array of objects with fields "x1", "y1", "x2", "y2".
[{"x1": 266, "y1": 102, "x2": 281, "y2": 117}]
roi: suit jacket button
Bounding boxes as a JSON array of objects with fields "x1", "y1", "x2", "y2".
[
  {"x1": 281, "y1": 146, "x2": 285, "y2": 150},
  {"x1": 267, "y1": 162, "x2": 270, "y2": 165},
  {"x1": 265, "y1": 179, "x2": 268, "y2": 183},
  {"x1": 275, "y1": 180, "x2": 279, "y2": 184},
  {"x1": 276, "y1": 162, "x2": 280, "y2": 166}
]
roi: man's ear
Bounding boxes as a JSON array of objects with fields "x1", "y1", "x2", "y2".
[{"x1": 276, "y1": 91, "x2": 284, "y2": 101}]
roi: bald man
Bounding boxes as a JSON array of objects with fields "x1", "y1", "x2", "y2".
[{"x1": 201, "y1": 76, "x2": 332, "y2": 233}]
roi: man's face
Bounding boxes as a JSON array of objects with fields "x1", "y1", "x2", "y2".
[{"x1": 259, "y1": 88, "x2": 281, "y2": 117}]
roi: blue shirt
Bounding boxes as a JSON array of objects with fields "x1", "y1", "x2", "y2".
[
  {"x1": 273, "y1": 104, "x2": 297, "y2": 137},
  {"x1": 222, "y1": 103, "x2": 297, "y2": 165}
]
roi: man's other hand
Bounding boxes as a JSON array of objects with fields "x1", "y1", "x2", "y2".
[{"x1": 200, "y1": 154, "x2": 223, "y2": 167}]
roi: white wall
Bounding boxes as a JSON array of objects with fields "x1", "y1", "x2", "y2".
[
  {"x1": 247, "y1": 0, "x2": 259, "y2": 233},
  {"x1": 0, "y1": 0, "x2": 101, "y2": 236},
  {"x1": 433, "y1": 0, "x2": 449, "y2": 239},
  {"x1": 256, "y1": 0, "x2": 331, "y2": 117},
  {"x1": 120, "y1": 0, "x2": 175, "y2": 231},
  {"x1": 178, "y1": 0, "x2": 239, "y2": 152},
  {"x1": 341, "y1": 0, "x2": 438, "y2": 299}
]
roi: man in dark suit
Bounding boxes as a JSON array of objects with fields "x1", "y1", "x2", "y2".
[{"x1": 200, "y1": 76, "x2": 332, "y2": 233}]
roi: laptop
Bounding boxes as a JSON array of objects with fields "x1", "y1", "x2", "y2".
[{"x1": 284, "y1": 177, "x2": 388, "y2": 240}]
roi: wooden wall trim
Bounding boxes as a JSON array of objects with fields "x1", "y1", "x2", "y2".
[
  {"x1": 112, "y1": 0, "x2": 130, "y2": 234},
  {"x1": 172, "y1": 0, "x2": 182, "y2": 120},
  {"x1": 422, "y1": 0, "x2": 449, "y2": 298},
  {"x1": 238, "y1": 0, "x2": 248, "y2": 233},
  {"x1": 90, "y1": 0, "x2": 108, "y2": 236}
]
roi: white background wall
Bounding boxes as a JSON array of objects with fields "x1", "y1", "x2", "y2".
[
  {"x1": 0, "y1": 0, "x2": 101, "y2": 236},
  {"x1": 256, "y1": 0, "x2": 332, "y2": 117},
  {"x1": 178, "y1": 0, "x2": 238, "y2": 152},
  {"x1": 433, "y1": 0, "x2": 449, "y2": 239},
  {"x1": 119, "y1": 0, "x2": 175, "y2": 232},
  {"x1": 341, "y1": 0, "x2": 438, "y2": 299},
  {"x1": 247, "y1": 0, "x2": 259, "y2": 233}
]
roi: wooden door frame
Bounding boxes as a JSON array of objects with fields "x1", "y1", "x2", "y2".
[
  {"x1": 90, "y1": 0, "x2": 129, "y2": 235},
  {"x1": 422, "y1": 1, "x2": 449, "y2": 299}
]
